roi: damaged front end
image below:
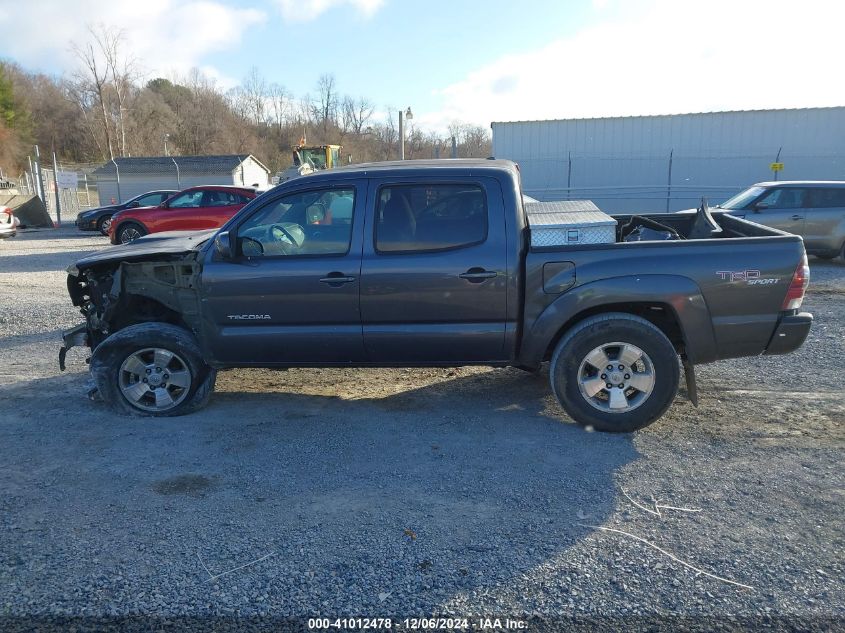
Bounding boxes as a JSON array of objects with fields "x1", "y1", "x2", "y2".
[
  {"x1": 60, "y1": 254, "x2": 204, "y2": 370},
  {"x1": 59, "y1": 324, "x2": 88, "y2": 371}
]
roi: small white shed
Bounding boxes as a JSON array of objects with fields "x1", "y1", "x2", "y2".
[{"x1": 93, "y1": 154, "x2": 270, "y2": 205}]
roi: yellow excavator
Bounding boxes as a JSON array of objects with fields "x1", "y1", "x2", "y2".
[{"x1": 275, "y1": 142, "x2": 342, "y2": 184}]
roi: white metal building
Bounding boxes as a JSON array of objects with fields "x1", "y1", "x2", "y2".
[
  {"x1": 492, "y1": 107, "x2": 845, "y2": 212},
  {"x1": 93, "y1": 155, "x2": 270, "y2": 205}
]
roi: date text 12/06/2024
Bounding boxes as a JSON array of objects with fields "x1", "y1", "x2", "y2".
[{"x1": 307, "y1": 617, "x2": 528, "y2": 630}]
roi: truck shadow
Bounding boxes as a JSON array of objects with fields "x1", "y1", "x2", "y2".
[{"x1": 1, "y1": 367, "x2": 638, "y2": 616}]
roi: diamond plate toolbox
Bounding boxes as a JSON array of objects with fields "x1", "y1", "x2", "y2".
[{"x1": 525, "y1": 200, "x2": 617, "y2": 248}]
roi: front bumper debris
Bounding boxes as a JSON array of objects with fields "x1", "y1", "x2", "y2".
[{"x1": 59, "y1": 324, "x2": 88, "y2": 371}]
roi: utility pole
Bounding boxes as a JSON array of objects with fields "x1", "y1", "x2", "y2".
[
  {"x1": 111, "y1": 158, "x2": 122, "y2": 203},
  {"x1": 52, "y1": 151, "x2": 62, "y2": 227},
  {"x1": 398, "y1": 110, "x2": 404, "y2": 160},
  {"x1": 34, "y1": 145, "x2": 46, "y2": 203},
  {"x1": 398, "y1": 107, "x2": 413, "y2": 160}
]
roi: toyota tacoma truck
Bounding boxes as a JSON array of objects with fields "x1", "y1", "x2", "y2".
[{"x1": 60, "y1": 160, "x2": 812, "y2": 432}]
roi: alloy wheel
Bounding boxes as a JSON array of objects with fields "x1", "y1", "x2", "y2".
[
  {"x1": 118, "y1": 347, "x2": 192, "y2": 412},
  {"x1": 576, "y1": 341, "x2": 655, "y2": 413}
]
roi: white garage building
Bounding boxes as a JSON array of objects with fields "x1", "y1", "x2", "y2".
[
  {"x1": 93, "y1": 154, "x2": 270, "y2": 205},
  {"x1": 492, "y1": 107, "x2": 845, "y2": 213}
]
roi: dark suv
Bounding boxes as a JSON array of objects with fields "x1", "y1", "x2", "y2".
[{"x1": 75, "y1": 190, "x2": 177, "y2": 236}]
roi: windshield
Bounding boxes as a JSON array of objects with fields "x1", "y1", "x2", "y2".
[
  {"x1": 300, "y1": 148, "x2": 327, "y2": 170},
  {"x1": 720, "y1": 186, "x2": 765, "y2": 210}
]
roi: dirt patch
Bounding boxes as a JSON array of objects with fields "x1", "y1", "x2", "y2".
[{"x1": 151, "y1": 474, "x2": 216, "y2": 497}]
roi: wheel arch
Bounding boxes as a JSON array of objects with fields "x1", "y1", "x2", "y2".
[
  {"x1": 114, "y1": 219, "x2": 147, "y2": 241},
  {"x1": 517, "y1": 275, "x2": 718, "y2": 368},
  {"x1": 85, "y1": 259, "x2": 204, "y2": 350},
  {"x1": 90, "y1": 321, "x2": 216, "y2": 417}
]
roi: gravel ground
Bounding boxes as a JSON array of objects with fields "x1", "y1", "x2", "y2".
[{"x1": 1, "y1": 228, "x2": 843, "y2": 631}]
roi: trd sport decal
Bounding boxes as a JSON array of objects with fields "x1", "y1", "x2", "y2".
[{"x1": 716, "y1": 270, "x2": 779, "y2": 285}]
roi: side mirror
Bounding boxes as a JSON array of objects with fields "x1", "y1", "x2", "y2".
[
  {"x1": 752, "y1": 202, "x2": 769, "y2": 212},
  {"x1": 129, "y1": 201, "x2": 140, "y2": 208},
  {"x1": 214, "y1": 231, "x2": 233, "y2": 259}
]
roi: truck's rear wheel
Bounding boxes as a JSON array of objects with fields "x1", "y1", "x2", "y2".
[
  {"x1": 550, "y1": 313, "x2": 679, "y2": 432},
  {"x1": 90, "y1": 323, "x2": 216, "y2": 417}
]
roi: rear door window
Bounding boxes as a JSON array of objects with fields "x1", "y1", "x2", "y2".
[
  {"x1": 375, "y1": 184, "x2": 487, "y2": 253},
  {"x1": 136, "y1": 192, "x2": 165, "y2": 206},
  {"x1": 807, "y1": 188, "x2": 845, "y2": 208},
  {"x1": 204, "y1": 191, "x2": 239, "y2": 207}
]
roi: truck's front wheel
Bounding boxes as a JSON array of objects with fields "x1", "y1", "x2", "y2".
[
  {"x1": 550, "y1": 313, "x2": 679, "y2": 432},
  {"x1": 90, "y1": 323, "x2": 216, "y2": 417}
]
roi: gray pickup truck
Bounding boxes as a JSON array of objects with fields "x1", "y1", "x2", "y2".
[{"x1": 61, "y1": 160, "x2": 812, "y2": 432}]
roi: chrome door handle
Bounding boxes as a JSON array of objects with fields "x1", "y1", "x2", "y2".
[{"x1": 791, "y1": 215, "x2": 802, "y2": 221}]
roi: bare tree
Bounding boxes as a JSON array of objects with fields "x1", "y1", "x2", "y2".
[
  {"x1": 341, "y1": 95, "x2": 375, "y2": 136},
  {"x1": 267, "y1": 82, "x2": 291, "y2": 131},
  {"x1": 70, "y1": 25, "x2": 115, "y2": 160},
  {"x1": 446, "y1": 121, "x2": 491, "y2": 158},
  {"x1": 372, "y1": 106, "x2": 398, "y2": 160},
  {"x1": 242, "y1": 66, "x2": 267, "y2": 124},
  {"x1": 96, "y1": 25, "x2": 138, "y2": 156},
  {"x1": 226, "y1": 86, "x2": 250, "y2": 122},
  {"x1": 314, "y1": 73, "x2": 337, "y2": 133},
  {"x1": 64, "y1": 79, "x2": 105, "y2": 159},
  {"x1": 462, "y1": 124, "x2": 491, "y2": 158},
  {"x1": 405, "y1": 124, "x2": 424, "y2": 159}
]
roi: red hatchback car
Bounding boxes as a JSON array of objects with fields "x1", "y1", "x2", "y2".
[{"x1": 109, "y1": 185, "x2": 257, "y2": 244}]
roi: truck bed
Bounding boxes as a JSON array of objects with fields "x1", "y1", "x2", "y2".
[{"x1": 521, "y1": 211, "x2": 808, "y2": 367}]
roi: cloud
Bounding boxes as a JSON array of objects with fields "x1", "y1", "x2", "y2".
[
  {"x1": 274, "y1": 0, "x2": 384, "y2": 22},
  {"x1": 420, "y1": 0, "x2": 845, "y2": 130},
  {"x1": 0, "y1": 0, "x2": 265, "y2": 79}
]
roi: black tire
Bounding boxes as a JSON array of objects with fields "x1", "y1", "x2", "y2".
[
  {"x1": 549, "y1": 313, "x2": 679, "y2": 432},
  {"x1": 97, "y1": 215, "x2": 113, "y2": 236},
  {"x1": 117, "y1": 221, "x2": 146, "y2": 244},
  {"x1": 90, "y1": 323, "x2": 217, "y2": 417}
]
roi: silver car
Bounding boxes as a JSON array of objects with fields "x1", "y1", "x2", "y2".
[{"x1": 717, "y1": 181, "x2": 845, "y2": 260}]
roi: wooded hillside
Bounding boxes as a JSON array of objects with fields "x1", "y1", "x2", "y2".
[{"x1": 0, "y1": 26, "x2": 491, "y2": 177}]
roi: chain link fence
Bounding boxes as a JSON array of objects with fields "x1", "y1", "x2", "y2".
[{"x1": 12, "y1": 151, "x2": 101, "y2": 225}]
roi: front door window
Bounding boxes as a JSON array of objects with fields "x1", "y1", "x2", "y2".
[
  {"x1": 167, "y1": 191, "x2": 204, "y2": 208},
  {"x1": 757, "y1": 188, "x2": 807, "y2": 209},
  {"x1": 236, "y1": 188, "x2": 355, "y2": 257}
]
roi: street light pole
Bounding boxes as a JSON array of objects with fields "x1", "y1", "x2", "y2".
[{"x1": 399, "y1": 107, "x2": 413, "y2": 160}]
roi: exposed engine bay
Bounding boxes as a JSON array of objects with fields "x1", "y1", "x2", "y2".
[{"x1": 60, "y1": 254, "x2": 204, "y2": 369}]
